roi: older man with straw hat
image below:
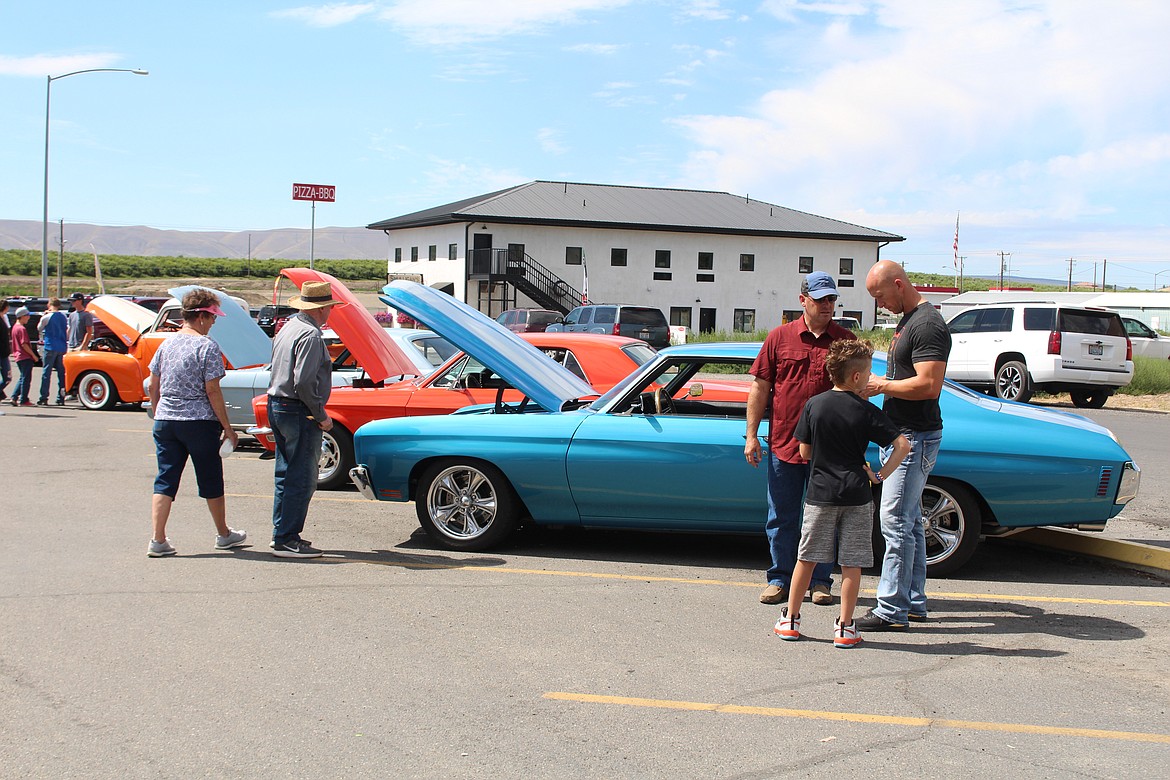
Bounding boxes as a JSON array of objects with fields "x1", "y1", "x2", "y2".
[{"x1": 266, "y1": 279, "x2": 346, "y2": 558}]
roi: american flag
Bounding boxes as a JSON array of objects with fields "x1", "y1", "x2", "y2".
[{"x1": 953, "y1": 212, "x2": 960, "y2": 270}]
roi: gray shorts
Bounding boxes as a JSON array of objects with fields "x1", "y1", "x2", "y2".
[{"x1": 798, "y1": 502, "x2": 875, "y2": 568}]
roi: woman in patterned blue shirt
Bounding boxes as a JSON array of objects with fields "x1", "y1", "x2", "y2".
[{"x1": 145, "y1": 288, "x2": 246, "y2": 557}]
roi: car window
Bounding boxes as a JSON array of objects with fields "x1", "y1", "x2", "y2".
[
  {"x1": 621, "y1": 307, "x2": 667, "y2": 327},
  {"x1": 579, "y1": 308, "x2": 595, "y2": 325},
  {"x1": 1058, "y1": 310, "x2": 1125, "y2": 337},
  {"x1": 1023, "y1": 308, "x2": 1056, "y2": 331},
  {"x1": 411, "y1": 335, "x2": 458, "y2": 367},
  {"x1": 1124, "y1": 319, "x2": 1155, "y2": 339},
  {"x1": 564, "y1": 309, "x2": 581, "y2": 325},
  {"x1": 593, "y1": 307, "x2": 616, "y2": 324},
  {"x1": 538, "y1": 347, "x2": 589, "y2": 381},
  {"x1": 621, "y1": 343, "x2": 657, "y2": 366},
  {"x1": 975, "y1": 308, "x2": 1012, "y2": 333},
  {"x1": 530, "y1": 311, "x2": 562, "y2": 326},
  {"x1": 948, "y1": 310, "x2": 979, "y2": 334},
  {"x1": 496, "y1": 312, "x2": 511, "y2": 325}
]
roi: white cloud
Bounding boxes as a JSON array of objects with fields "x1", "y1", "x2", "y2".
[
  {"x1": 564, "y1": 43, "x2": 624, "y2": 55},
  {"x1": 271, "y1": 3, "x2": 376, "y2": 27},
  {"x1": 673, "y1": 1, "x2": 1170, "y2": 236},
  {"x1": 0, "y1": 52, "x2": 124, "y2": 77},
  {"x1": 377, "y1": 0, "x2": 632, "y2": 45},
  {"x1": 680, "y1": 1, "x2": 733, "y2": 21},
  {"x1": 536, "y1": 128, "x2": 568, "y2": 155}
]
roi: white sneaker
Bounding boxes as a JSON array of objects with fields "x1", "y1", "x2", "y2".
[
  {"x1": 215, "y1": 529, "x2": 248, "y2": 549},
  {"x1": 148, "y1": 538, "x2": 177, "y2": 557},
  {"x1": 774, "y1": 607, "x2": 801, "y2": 641}
]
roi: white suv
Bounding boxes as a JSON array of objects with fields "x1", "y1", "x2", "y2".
[{"x1": 946, "y1": 303, "x2": 1133, "y2": 408}]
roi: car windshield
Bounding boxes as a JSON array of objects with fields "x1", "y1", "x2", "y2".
[{"x1": 621, "y1": 343, "x2": 658, "y2": 366}]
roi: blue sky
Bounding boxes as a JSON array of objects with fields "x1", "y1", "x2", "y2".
[{"x1": 2, "y1": 1, "x2": 1169, "y2": 289}]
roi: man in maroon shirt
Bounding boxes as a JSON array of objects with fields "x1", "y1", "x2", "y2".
[{"x1": 745, "y1": 272, "x2": 857, "y2": 606}]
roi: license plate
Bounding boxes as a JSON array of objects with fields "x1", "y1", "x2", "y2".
[
  {"x1": 1088, "y1": 344, "x2": 1103, "y2": 356},
  {"x1": 639, "y1": 330, "x2": 651, "y2": 339}
]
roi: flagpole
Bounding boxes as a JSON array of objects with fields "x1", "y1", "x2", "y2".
[{"x1": 952, "y1": 211, "x2": 960, "y2": 292}]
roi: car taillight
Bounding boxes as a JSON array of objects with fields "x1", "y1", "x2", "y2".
[
  {"x1": 613, "y1": 322, "x2": 621, "y2": 336},
  {"x1": 1047, "y1": 331, "x2": 1061, "y2": 355},
  {"x1": 1126, "y1": 337, "x2": 1132, "y2": 361}
]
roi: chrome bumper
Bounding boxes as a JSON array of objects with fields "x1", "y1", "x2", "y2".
[
  {"x1": 246, "y1": 426, "x2": 272, "y2": 437},
  {"x1": 349, "y1": 465, "x2": 376, "y2": 501},
  {"x1": 1116, "y1": 461, "x2": 1141, "y2": 505}
]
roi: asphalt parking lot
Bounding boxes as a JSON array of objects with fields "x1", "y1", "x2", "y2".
[{"x1": 3, "y1": 404, "x2": 1168, "y2": 778}]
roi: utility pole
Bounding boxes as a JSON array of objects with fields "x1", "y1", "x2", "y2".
[
  {"x1": 1093, "y1": 262, "x2": 1098, "y2": 291},
  {"x1": 1067, "y1": 258, "x2": 1074, "y2": 291},
  {"x1": 56, "y1": 218, "x2": 65, "y2": 297},
  {"x1": 957, "y1": 255, "x2": 966, "y2": 293},
  {"x1": 1102, "y1": 258, "x2": 1108, "y2": 292},
  {"x1": 998, "y1": 251, "x2": 1011, "y2": 289}
]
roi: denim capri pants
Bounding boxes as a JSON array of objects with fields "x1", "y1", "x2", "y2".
[{"x1": 153, "y1": 419, "x2": 225, "y2": 499}]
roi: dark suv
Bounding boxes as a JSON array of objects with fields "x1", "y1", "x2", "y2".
[
  {"x1": 496, "y1": 308, "x2": 564, "y2": 333},
  {"x1": 551, "y1": 304, "x2": 670, "y2": 349},
  {"x1": 257, "y1": 304, "x2": 297, "y2": 336}
]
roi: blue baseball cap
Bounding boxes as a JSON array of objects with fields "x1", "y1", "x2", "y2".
[{"x1": 801, "y1": 271, "x2": 839, "y2": 300}]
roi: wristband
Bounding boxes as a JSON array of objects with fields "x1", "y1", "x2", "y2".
[{"x1": 873, "y1": 467, "x2": 883, "y2": 483}]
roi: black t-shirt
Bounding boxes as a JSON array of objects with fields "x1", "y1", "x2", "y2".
[
  {"x1": 883, "y1": 302, "x2": 951, "y2": 431},
  {"x1": 795, "y1": 389, "x2": 901, "y2": 506}
]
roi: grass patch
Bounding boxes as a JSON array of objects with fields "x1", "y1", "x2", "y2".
[{"x1": 1118, "y1": 356, "x2": 1170, "y2": 395}]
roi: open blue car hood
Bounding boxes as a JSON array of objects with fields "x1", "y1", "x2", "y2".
[
  {"x1": 379, "y1": 281, "x2": 596, "y2": 412},
  {"x1": 169, "y1": 285, "x2": 272, "y2": 369}
]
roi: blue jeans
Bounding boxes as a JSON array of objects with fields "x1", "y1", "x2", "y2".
[
  {"x1": 0, "y1": 354, "x2": 10, "y2": 396},
  {"x1": 765, "y1": 456, "x2": 833, "y2": 589},
  {"x1": 12, "y1": 360, "x2": 33, "y2": 403},
  {"x1": 153, "y1": 419, "x2": 224, "y2": 499},
  {"x1": 873, "y1": 429, "x2": 943, "y2": 622},
  {"x1": 269, "y1": 396, "x2": 322, "y2": 545},
  {"x1": 39, "y1": 349, "x2": 66, "y2": 402}
]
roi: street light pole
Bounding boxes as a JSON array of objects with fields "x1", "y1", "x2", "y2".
[
  {"x1": 42, "y1": 67, "x2": 148, "y2": 297},
  {"x1": 1155, "y1": 269, "x2": 1170, "y2": 291}
]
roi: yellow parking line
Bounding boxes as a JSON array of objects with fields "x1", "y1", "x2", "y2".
[
  {"x1": 543, "y1": 692, "x2": 1170, "y2": 744},
  {"x1": 224, "y1": 492, "x2": 367, "y2": 503}
]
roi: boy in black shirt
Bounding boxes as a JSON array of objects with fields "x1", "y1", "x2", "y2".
[{"x1": 775, "y1": 340, "x2": 910, "y2": 647}]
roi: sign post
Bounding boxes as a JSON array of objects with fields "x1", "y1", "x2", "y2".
[{"x1": 292, "y1": 183, "x2": 336, "y2": 269}]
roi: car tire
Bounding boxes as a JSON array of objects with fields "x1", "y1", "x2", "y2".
[
  {"x1": 317, "y1": 425, "x2": 353, "y2": 490},
  {"x1": 870, "y1": 479, "x2": 982, "y2": 577},
  {"x1": 994, "y1": 360, "x2": 1033, "y2": 403},
  {"x1": 1070, "y1": 390, "x2": 1109, "y2": 408},
  {"x1": 416, "y1": 459, "x2": 520, "y2": 551},
  {"x1": 77, "y1": 371, "x2": 120, "y2": 411}
]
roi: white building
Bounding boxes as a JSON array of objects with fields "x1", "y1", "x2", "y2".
[{"x1": 367, "y1": 181, "x2": 903, "y2": 332}]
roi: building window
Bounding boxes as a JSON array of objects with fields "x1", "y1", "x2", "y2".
[
  {"x1": 394, "y1": 248, "x2": 402, "y2": 263},
  {"x1": 781, "y1": 309, "x2": 803, "y2": 325},
  {"x1": 696, "y1": 273, "x2": 715, "y2": 283},
  {"x1": 449, "y1": 243, "x2": 458, "y2": 261},
  {"x1": 655, "y1": 250, "x2": 671, "y2": 269},
  {"x1": 611, "y1": 248, "x2": 627, "y2": 267},
  {"x1": 411, "y1": 247, "x2": 419, "y2": 262},
  {"x1": 697, "y1": 252, "x2": 713, "y2": 270},
  {"x1": 670, "y1": 307, "x2": 692, "y2": 328},
  {"x1": 839, "y1": 258, "x2": 854, "y2": 275},
  {"x1": 428, "y1": 245, "x2": 437, "y2": 262},
  {"x1": 739, "y1": 253, "x2": 755, "y2": 272},
  {"x1": 566, "y1": 246, "x2": 583, "y2": 265},
  {"x1": 653, "y1": 272, "x2": 673, "y2": 281},
  {"x1": 733, "y1": 308, "x2": 756, "y2": 333},
  {"x1": 838, "y1": 279, "x2": 855, "y2": 288},
  {"x1": 798, "y1": 256, "x2": 813, "y2": 273}
]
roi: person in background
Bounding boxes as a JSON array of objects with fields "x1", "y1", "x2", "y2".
[
  {"x1": 745, "y1": 271, "x2": 857, "y2": 608},
  {"x1": 37, "y1": 297, "x2": 68, "y2": 406},
  {"x1": 266, "y1": 280, "x2": 345, "y2": 559},
  {"x1": 0, "y1": 299, "x2": 11, "y2": 401},
  {"x1": 9, "y1": 307, "x2": 37, "y2": 407},
  {"x1": 146, "y1": 288, "x2": 245, "y2": 557},
  {"x1": 858, "y1": 260, "x2": 952, "y2": 631},
  {"x1": 67, "y1": 292, "x2": 94, "y2": 351}
]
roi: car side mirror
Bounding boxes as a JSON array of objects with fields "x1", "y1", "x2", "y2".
[{"x1": 638, "y1": 391, "x2": 656, "y2": 414}]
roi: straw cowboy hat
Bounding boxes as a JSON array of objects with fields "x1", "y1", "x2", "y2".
[{"x1": 289, "y1": 280, "x2": 346, "y2": 310}]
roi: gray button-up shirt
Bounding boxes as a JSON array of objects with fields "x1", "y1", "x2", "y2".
[{"x1": 267, "y1": 312, "x2": 332, "y2": 422}]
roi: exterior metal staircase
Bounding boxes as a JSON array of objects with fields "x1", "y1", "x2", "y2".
[{"x1": 469, "y1": 248, "x2": 582, "y2": 314}]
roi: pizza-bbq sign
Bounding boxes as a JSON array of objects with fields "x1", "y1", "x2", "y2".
[{"x1": 292, "y1": 183, "x2": 336, "y2": 202}]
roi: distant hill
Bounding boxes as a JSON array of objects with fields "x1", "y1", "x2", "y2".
[{"x1": 0, "y1": 219, "x2": 389, "y2": 260}]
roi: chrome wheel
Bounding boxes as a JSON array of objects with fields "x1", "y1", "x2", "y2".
[
  {"x1": 316, "y1": 426, "x2": 353, "y2": 490},
  {"x1": 416, "y1": 460, "x2": 519, "y2": 550},
  {"x1": 994, "y1": 360, "x2": 1032, "y2": 403},
  {"x1": 921, "y1": 480, "x2": 982, "y2": 576}
]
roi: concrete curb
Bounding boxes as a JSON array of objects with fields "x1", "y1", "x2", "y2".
[{"x1": 1015, "y1": 527, "x2": 1170, "y2": 577}]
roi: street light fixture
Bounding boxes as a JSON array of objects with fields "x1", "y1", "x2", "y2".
[
  {"x1": 42, "y1": 67, "x2": 148, "y2": 297},
  {"x1": 1154, "y1": 269, "x2": 1170, "y2": 291}
]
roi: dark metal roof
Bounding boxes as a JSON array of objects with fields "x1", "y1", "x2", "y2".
[{"x1": 367, "y1": 181, "x2": 903, "y2": 243}]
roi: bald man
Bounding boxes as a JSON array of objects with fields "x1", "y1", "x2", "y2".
[{"x1": 857, "y1": 261, "x2": 951, "y2": 632}]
